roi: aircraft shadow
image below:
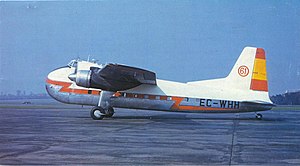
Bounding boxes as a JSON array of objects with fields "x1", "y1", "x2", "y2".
[{"x1": 108, "y1": 114, "x2": 283, "y2": 122}]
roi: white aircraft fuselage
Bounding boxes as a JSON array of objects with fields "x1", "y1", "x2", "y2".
[{"x1": 46, "y1": 47, "x2": 274, "y2": 120}]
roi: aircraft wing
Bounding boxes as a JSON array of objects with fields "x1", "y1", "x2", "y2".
[{"x1": 89, "y1": 64, "x2": 156, "y2": 91}]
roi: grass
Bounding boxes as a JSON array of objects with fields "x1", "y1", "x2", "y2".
[{"x1": 271, "y1": 105, "x2": 300, "y2": 111}]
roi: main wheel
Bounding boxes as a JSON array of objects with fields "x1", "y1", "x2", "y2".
[
  {"x1": 90, "y1": 107, "x2": 105, "y2": 120},
  {"x1": 105, "y1": 107, "x2": 115, "y2": 118},
  {"x1": 256, "y1": 113, "x2": 263, "y2": 120}
]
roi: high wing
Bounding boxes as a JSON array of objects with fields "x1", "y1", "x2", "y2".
[
  {"x1": 90, "y1": 64, "x2": 156, "y2": 91},
  {"x1": 69, "y1": 63, "x2": 156, "y2": 91}
]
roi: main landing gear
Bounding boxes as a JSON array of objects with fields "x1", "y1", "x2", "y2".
[
  {"x1": 90, "y1": 106, "x2": 114, "y2": 120},
  {"x1": 90, "y1": 91, "x2": 115, "y2": 120},
  {"x1": 255, "y1": 113, "x2": 263, "y2": 120}
]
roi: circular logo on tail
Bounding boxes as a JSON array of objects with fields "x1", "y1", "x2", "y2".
[{"x1": 238, "y1": 66, "x2": 249, "y2": 77}]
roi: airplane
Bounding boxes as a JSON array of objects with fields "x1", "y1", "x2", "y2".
[{"x1": 46, "y1": 47, "x2": 275, "y2": 120}]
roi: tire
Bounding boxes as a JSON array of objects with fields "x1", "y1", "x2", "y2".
[
  {"x1": 105, "y1": 107, "x2": 115, "y2": 118},
  {"x1": 90, "y1": 107, "x2": 105, "y2": 120}
]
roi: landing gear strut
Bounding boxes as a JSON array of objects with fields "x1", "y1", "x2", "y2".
[
  {"x1": 90, "y1": 91, "x2": 115, "y2": 120},
  {"x1": 255, "y1": 113, "x2": 263, "y2": 120}
]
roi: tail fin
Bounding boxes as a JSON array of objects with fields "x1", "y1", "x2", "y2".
[
  {"x1": 187, "y1": 47, "x2": 272, "y2": 103},
  {"x1": 226, "y1": 47, "x2": 269, "y2": 92}
]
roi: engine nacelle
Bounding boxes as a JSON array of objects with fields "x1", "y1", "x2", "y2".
[
  {"x1": 68, "y1": 64, "x2": 156, "y2": 92},
  {"x1": 68, "y1": 70, "x2": 91, "y2": 88}
]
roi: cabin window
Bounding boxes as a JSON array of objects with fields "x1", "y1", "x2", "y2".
[
  {"x1": 127, "y1": 93, "x2": 133, "y2": 98},
  {"x1": 155, "y1": 96, "x2": 160, "y2": 100},
  {"x1": 88, "y1": 90, "x2": 92, "y2": 94},
  {"x1": 123, "y1": 93, "x2": 127, "y2": 97},
  {"x1": 160, "y1": 96, "x2": 167, "y2": 100}
]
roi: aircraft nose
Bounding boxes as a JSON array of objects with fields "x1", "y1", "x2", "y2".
[
  {"x1": 45, "y1": 75, "x2": 69, "y2": 103},
  {"x1": 45, "y1": 68, "x2": 63, "y2": 98},
  {"x1": 45, "y1": 67, "x2": 72, "y2": 103},
  {"x1": 45, "y1": 72, "x2": 55, "y2": 96}
]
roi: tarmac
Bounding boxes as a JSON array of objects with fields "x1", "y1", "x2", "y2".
[{"x1": 0, "y1": 99, "x2": 299, "y2": 165}]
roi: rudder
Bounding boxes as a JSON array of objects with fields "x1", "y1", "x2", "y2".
[{"x1": 250, "y1": 48, "x2": 268, "y2": 91}]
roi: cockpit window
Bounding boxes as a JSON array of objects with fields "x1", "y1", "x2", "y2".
[{"x1": 67, "y1": 60, "x2": 78, "y2": 68}]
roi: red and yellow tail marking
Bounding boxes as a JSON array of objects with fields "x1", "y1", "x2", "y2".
[{"x1": 250, "y1": 48, "x2": 268, "y2": 92}]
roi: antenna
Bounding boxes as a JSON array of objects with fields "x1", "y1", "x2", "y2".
[{"x1": 87, "y1": 55, "x2": 90, "y2": 62}]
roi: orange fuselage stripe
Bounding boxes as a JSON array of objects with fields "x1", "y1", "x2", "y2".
[
  {"x1": 46, "y1": 78, "x2": 101, "y2": 95},
  {"x1": 176, "y1": 105, "x2": 234, "y2": 111},
  {"x1": 170, "y1": 97, "x2": 232, "y2": 111}
]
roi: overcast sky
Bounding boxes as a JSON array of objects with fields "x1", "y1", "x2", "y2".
[{"x1": 0, "y1": 0, "x2": 299, "y2": 95}]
